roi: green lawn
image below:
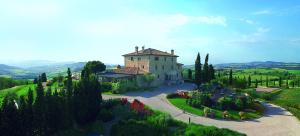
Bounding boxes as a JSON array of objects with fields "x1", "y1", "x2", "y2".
[
  {"x1": 0, "y1": 84, "x2": 36, "y2": 104},
  {"x1": 168, "y1": 97, "x2": 262, "y2": 120},
  {"x1": 269, "y1": 88, "x2": 300, "y2": 120}
]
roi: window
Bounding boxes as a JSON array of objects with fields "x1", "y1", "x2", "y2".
[
  {"x1": 162, "y1": 65, "x2": 164, "y2": 70},
  {"x1": 142, "y1": 65, "x2": 144, "y2": 69},
  {"x1": 171, "y1": 58, "x2": 174, "y2": 62},
  {"x1": 155, "y1": 57, "x2": 159, "y2": 61},
  {"x1": 157, "y1": 74, "x2": 160, "y2": 79},
  {"x1": 155, "y1": 65, "x2": 158, "y2": 70},
  {"x1": 164, "y1": 57, "x2": 167, "y2": 61},
  {"x1": 171, "y1": 65, "x2": 174, "y2": 70},
  {"x1": 131, "y1": 57, "x2": 134, "y2": 61},
  {"x1": 138, "y1": 57, "x2": 141, "y2": 61}
]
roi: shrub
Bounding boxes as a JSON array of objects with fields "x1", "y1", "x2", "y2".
[
  {"x1": 222, "y1": 111, "x2": 229, "y2": 119},
  {"x1": 166, "y1": 93, "x2": 179, "y2": 99},
  {"x1": 98, "y1": 109, "x2": 114, "y2": 122},
  {"x1": 239, "y1": 111, "x2": 246, "y2": 120},
  {"x1": 204, "y1": 107, "x2": 210, "y2": 117},
  {"x1": 252, "y1": 102, "x2": 264, "y2": 114},
  {"x1": 101, "y1": 82, "x2": 112, "y2": 92},
  {"x1": 218, "y1": 97, "x2": 234, "y2": 110}
]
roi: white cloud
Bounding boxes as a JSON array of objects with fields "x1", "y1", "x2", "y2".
[
  {"x1": 252, "y1": 9, "x2": 272, "y2": 15},
  {"x1": 225, "y1": 27, "x2": 270, "y2": 45},
  {"x1": 0, "y1": 2, "x2": 63, "y2": 21},
  {"x1": 74, "y1": 14, "x2": 227, "y2": 39},
  {"x1": 240, "y1": 18, "x2": 255, "y2": 25}
]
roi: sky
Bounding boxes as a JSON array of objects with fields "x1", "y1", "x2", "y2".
[{"x1": 0, "y1": 0, "x2": 300, "y2": 65}]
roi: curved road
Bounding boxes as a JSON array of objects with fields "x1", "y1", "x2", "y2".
[{"x1": 103, "y1": 83, "x2": 300, "y2": 136}]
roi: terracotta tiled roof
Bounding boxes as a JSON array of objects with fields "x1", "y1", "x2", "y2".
[
  {"x1": 114, "y1": 67, "x2": 146, "y2": 75},
  {"x1": 123, "y1": 48, "x2": 178, "y2": 57}
]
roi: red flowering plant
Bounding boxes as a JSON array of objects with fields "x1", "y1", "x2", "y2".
[
  {"x1": 177, "y1": 91, "x2": 191, "y2": 99},
  {"x1": 121, "y1": 98, "x2": 128, "y2": 105},
  {"x1": 130, "y1": 99, "x2": 152, "y2": 116}
]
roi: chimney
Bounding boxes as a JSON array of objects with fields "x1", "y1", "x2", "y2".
[
  {"x1": 171, "y1": 49, "x2": 174, "y2": 55},
  {"x1": 135, "y1": 46, "x2": 139, "y2": 54},
  {"x1": 142, "y1": 46, "x2": 145, "y2": 52}
]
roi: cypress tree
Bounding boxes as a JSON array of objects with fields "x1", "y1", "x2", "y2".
[
  {"x1": 248, "y1": 75, "x2": 251, "y2": 87},
  {"x1": 286, "y1": 79, "x2": 289, "y2": 88},
  {"x1": 41, "y1": 73, "x2": 47, "y2": 82},
  {"x1": 255, "y1": 79, "x2": 258, "y2": 88},
  {"x1": 229, "y1": 69, "x2": 233, "y2": 86},
  {"x1": 203, "y1": 54, "x2": 209, "y2": 83},
  {"x1": 266, "y1": 76, "x2": 269, "y2": 87},
  {"x1": 279, "y1": 77, "x2": 282, "y2": 87},
  {"x1": 208, "y1": 64, "x2": 215, "y2": 81},
  {"x1": 188, "y1": 69, "x2": 193, "y2": 80},
  {"x1": 34, "y1": 80, "x2": 46, "y2": 135},
  {"x1": 195, "y1": 53, "x2": 202, "y2": 89}
]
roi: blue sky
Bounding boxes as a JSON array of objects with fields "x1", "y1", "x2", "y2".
[{"x1": 0, "y1": 0, "x2": 300, "y2": 65}]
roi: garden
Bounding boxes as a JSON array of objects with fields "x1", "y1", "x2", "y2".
[
  {"x1": 167, "y1": 89, "x2": 264, "y2": 120},
  {"x1": 104, "y1": 98, "x2": 246, "y2": 136}
]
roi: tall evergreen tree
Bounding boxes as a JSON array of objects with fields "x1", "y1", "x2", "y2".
[
  {"x1": 266, "y1": 76, "x2": 269, "y2": 87},
  {"x1": 203, "y1": 54, "x2": 209, "y2": 83},
  {"x1": 0, "y1": 93, "x2": 21, "y2": 136},
  {"x1": 248, "y1": 75, "x2": 252, "y2": 87},
  {"x1": 208, "y1": 64, "x2": 215, "y2": 81},
  {"x1": 195, "y1": 53, "x2": 202, "y2": 89},
  {"x1": 260, "y1": 76, "x2": 263, "y2": 86},
  {"x1": 279, "y1": 77, "x2": 282, "y2": 87},
  {"x1": 187, "y1": 69, "x2": 193, "y2": 80},
  {"x1": 34, "y1": 80, "x2": 46, "y2": 135},
  {"x1": 229, "y1": 69, "x2": 233, "y2": 86},
  {"x1": 286, "y1": 79, "x2": 289, "y2": 88},
  {"x1": 74, "y1": 70, "x2": 102, "y2": 125},
  {"x1": 41, "y1": 73, "x2": 47, "y2": 82},
  {"x1": 255, "y1": 79, "x2": 258, "y2": 88}
]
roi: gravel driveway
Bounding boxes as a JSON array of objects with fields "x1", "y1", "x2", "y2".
[{"x1": 103, "y1": 83, "x2": 300, "y2": 136}]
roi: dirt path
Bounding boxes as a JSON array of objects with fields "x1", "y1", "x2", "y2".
[{"x1": 103, "y1": 83, "x2": 300, "y2": 136}]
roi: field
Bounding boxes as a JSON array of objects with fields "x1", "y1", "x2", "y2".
[
  {"x1": 168, "y1": 97, "x2": 262, "y2": 120},
  {"x1": 0, "y1": 84, "x2": 36, "y2": 104},
  {"x1": 0, "y1": 81, "x2": 65, "y2": 105}
]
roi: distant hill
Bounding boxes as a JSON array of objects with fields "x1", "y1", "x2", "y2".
[
  {"x1": 0, "y1": 64, "x2": 36, "y2": 79},
  {"x1": 183, "y1": 61, "x2": 300, "y2": 70},
  {"x1": 0, "y1": 62, "x2": 118, "y2": 79},
  {"x1": 214, "y1": 61, "x2": 300, "y2": 70}
]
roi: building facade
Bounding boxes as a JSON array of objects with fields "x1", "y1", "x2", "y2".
[{"x1": 120, "y1": 46, "x2": 183, "y2": 85}]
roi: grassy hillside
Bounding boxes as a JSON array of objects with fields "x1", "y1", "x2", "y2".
[{"x1": 0, "y1": 84, "x2": 36, "y2": 104}]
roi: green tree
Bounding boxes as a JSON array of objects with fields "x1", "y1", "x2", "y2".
[
  {"x1": 187, "y1": 69, "x2": 193, "y2": 80},
  {"x1": 41, "y1": 73, "x2": 47, "y2": 82},
  {"x1": 248, "y1": 75, "x2": 251, "y2": 87},
  {"x1": 229, "y1": 69, "x2": 233, "y2": 86},
  {"x1": 74, "y1": 70, "x2": 102, "y2": 125},
  {"x1": 195, "y1": 53, "x2": 202, "y2": 89},
  {"x1": 279, "y1": 77, "x2": 282, "y2": 87},
  {"x1": 266, "y1": 76, "x2": 269, "y2": 87},
  {"x1": 0, "y1": 93, "x2": 21, "y2": 136},
  {"x1": 255, "y1": 79, "x2": 258, "y2": 88},
  {"x1": 84, "y1": 61, "x2": 106, "y2": 75},
  {"x1": 203, "y1": 54, "x2": 209, "y2": 83},
  {"x1": 260, "y1": 76, "x2": 263, "y2": 86},
  {"x1": 208, "y1": 64, "x2": 215, "y2": 81},
  {"x1": 34, "y1": 80, "x2": 46, "y2": 135}
]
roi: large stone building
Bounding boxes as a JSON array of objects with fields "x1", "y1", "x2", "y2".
[{"x1": 117, "y1": 46, "x2": 183, "y2": 85}]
